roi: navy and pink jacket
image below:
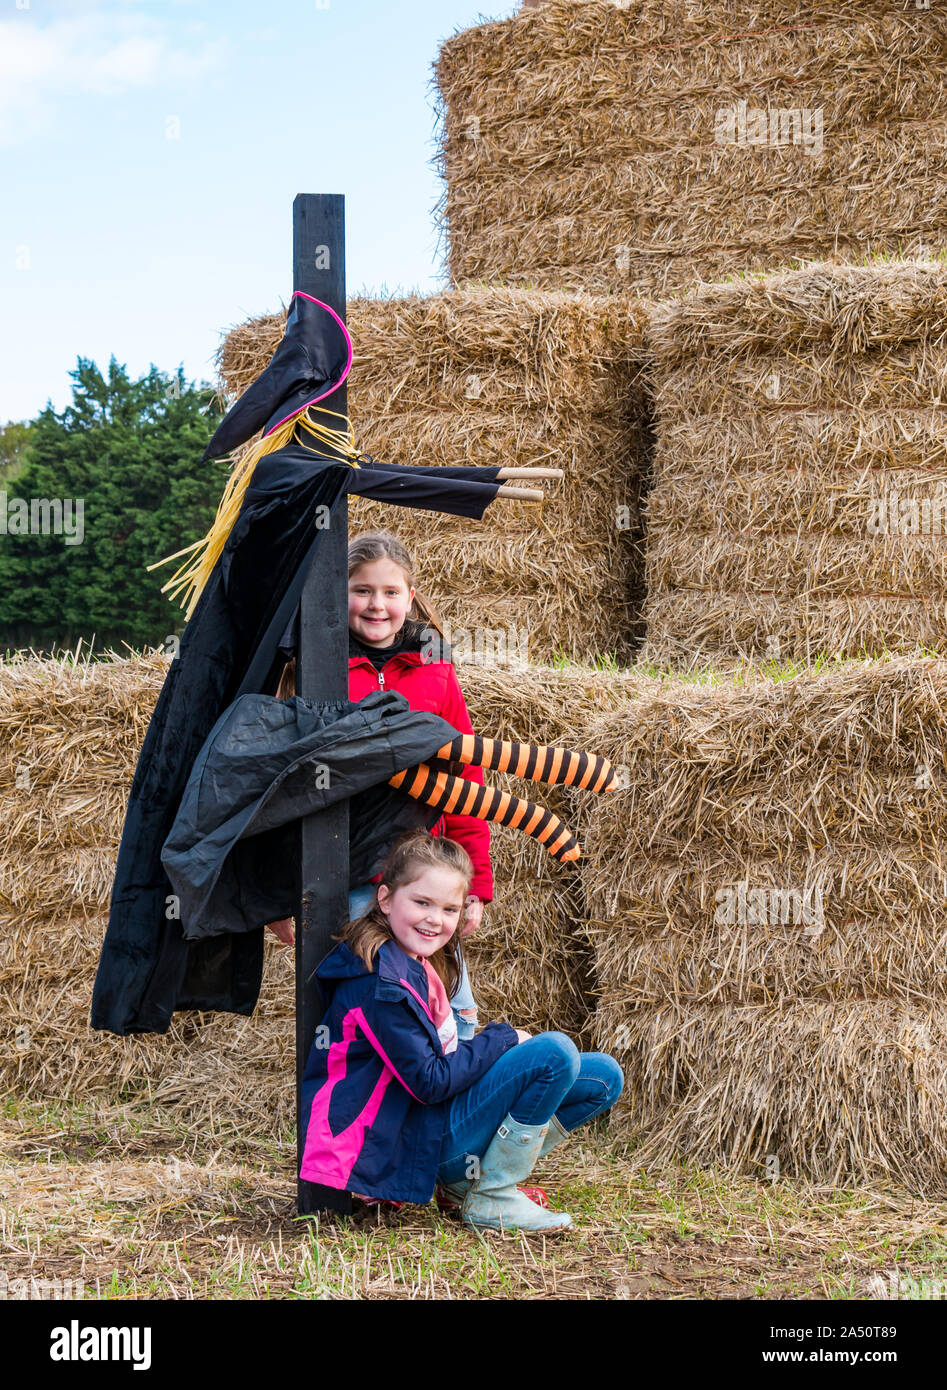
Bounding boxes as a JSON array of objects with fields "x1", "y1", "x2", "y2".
[
  {"x1": 348, "y1": 638, "x2": 494, "y2": 902},
  {"x1": 299, "y1": 938, "x2": 519, "y2": 1202}
]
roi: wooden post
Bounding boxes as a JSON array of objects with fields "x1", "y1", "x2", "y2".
[{"x1": 294, "y1": 194, "x2": 353, "y2": 1216}]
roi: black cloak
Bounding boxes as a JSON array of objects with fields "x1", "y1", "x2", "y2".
[{"x1": 91, "y1": 447, "x2": 502, "y2": 1036}]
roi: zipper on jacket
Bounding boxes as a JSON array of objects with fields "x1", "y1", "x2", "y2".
[{"x1": 377, "y1": 669, "x2": 385, "y2": 689}]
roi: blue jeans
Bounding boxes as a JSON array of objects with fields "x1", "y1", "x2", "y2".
[
  {"x1": 348, "y1": 882, "x2": 478, "y2": 1039},
  {"x1": 436, "y1": 1032, "x2": 624, "y2": 1188}
]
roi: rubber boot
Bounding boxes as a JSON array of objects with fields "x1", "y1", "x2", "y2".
[
  {"x1": 437, "y1": 1117, "x2": 570, "y2": 1209},
  {"x1": 538, "y1": 1114, "x2": 569, "y2": 1159},
  {"x1": 435, "y1": 1179, "x2": 549, "y2": 1211},
  {"x1": 461, "y1": 1114, "x2": 572, "y2": 1232}
]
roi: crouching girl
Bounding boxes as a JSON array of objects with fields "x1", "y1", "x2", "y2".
[{"x1": 299, "y1": 830, "x2": 623, "y2": 1232}]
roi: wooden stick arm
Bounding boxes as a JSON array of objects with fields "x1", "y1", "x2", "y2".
[
  {"x1": 496, "y1": 467, "x2": 564, "y2": 481},
  {"x1": 496, "y1": 484, "x2": 544, "y2": 501}
]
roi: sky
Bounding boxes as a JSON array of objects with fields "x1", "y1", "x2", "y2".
[{"x1": 1, "y1": 0, "x2": 520, "y2": 424}]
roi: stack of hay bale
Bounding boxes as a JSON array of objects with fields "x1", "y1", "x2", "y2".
[
  {"x1": 6, "y1": 649, "x2": 947, "y2": 1190},
  {"x1": 435, "y1": 0, "x2": 946, "y2": 298},
  {"x1": 572, "y1": 656, "x2": 947, "y2": 1191},
  {"x1": 639, "y1": 260, "x2": 947, "y2": 670},
  {"x1": 429, "y1": 1, "x2": 947, "y2": 1195},
  {"x1": 218, "y1": 287, "x2": 651, "y2": 666},
  {"x1": 0, "y1": 655, "x2": 300, "y2": 1138},
  {"x1": 0, "y1": 656, "x2": 647, "y2": 1120}
]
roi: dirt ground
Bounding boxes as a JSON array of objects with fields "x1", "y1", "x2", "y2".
[{"x1": 2, "y1": 1097, "x2": 945, "y2": 1300}]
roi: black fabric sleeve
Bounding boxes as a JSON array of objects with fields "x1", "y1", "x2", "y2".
[
  {"x1": 344, "y1": 464, "x2": 502, "y2": 520},
  {"x1": 355, "y1": 460, "x2": 503, "y2": 483}
]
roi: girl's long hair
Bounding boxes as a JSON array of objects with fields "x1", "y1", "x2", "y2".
[
  {"x1": 339, "y1": 831, "x2": 471, "y2": 996},
  {"x1": 276, "y1": 530, "x2": 444, "y2": 700}
]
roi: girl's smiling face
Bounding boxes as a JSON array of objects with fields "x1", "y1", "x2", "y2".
[
  {"x1": 377, "y1": 866, "x2": 467, "y2": 960},
  {"x1": 348, "y1": 558, "x2": 416, "y2": 648}
]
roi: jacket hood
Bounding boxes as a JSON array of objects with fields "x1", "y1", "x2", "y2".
[
  {"x1": 315, "y1": 937, "x2": 427, "y2": 991},
  {"x1": 315, "y1": 940, "x2": 372, "y2": 981}
]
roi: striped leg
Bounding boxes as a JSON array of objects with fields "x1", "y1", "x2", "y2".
[
  {"x1": 432, "y1": 734, "x2": 615, "y2": 793},
  {"x1": 388, "y1": 762, "x2": 581, "y2": 863}
]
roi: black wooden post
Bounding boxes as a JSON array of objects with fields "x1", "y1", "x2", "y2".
[{"x1": 294, "y1": 194, "x2": 353, "y2": 1216}]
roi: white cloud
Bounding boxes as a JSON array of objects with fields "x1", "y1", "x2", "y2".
[{"x1": 0, "y1": 10, "x2": 227, "y2": 145}]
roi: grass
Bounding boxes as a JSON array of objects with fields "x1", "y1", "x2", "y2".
[
  {"x1": 2, "y1": 1094, "x2": 945, "y2": 1300},
  {"x1": 545, "y1": 643, "x2": 947, "y2": 686}
]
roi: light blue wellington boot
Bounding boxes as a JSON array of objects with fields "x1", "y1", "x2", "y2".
[
  {"x1": 439, "y1": 1115, "x2": 571, "y2": 1207},
  {"x1": 461, "y1": 1114, "x2": 573, "y2": 1232},
  {"x1": 538, "y1": 1114, "x2": 569, "y2": 1158}
]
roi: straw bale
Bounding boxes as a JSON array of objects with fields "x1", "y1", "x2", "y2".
[
  {"x1": 645, "y1": 260, "x2": 947, "y2": 363},
  {"x1": 561, "y1": 656, "x2": 947, "y2": 1186},
  {"x1": 592, "y1": 998, "x2": 947, "y2": 1192},
  {"x1": 640, "y1": 261, "x2": 947, "y2": 667},
  {"x1": 647, "y1": 412, "x2": 947, "y2": 535},
  {"x1": 216, "y1": 287, "x2": 652, "y2": 666},
  {"x1": 640, "y1": 592, "x2": 947, "y2": 671},
  {"x1": 647, "y1": 532, "x2": 947, "y2": 599},
  {"x1": 435, "y1": 2, "x2": 947, "y2": 296},
  {"x1": 655, "y1": 347, "x2": 947, "y2": 417},
  {"x1": 0, "y1": 909, "x2": 298, "y2": 1135},
  {"x1": 585, "y1": 842, "x2": 947, "y2": 1007},
  {"x1": 575, "y1": 657, "x2": 947, "y2": 861}
]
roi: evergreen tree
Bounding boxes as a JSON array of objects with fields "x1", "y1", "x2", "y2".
[
  {"x1": 0, "y1": 420, "x2": 34, "y2": 485},
  {"x1": 0, "y1": 357, "x2": 226, "y2": 653}
]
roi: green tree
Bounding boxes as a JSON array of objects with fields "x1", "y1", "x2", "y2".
[
  {"x1": 0, "y1": 420, "x2": 34, "y2": 485},
  {"x1": 0, "y1": 357, "x2": 227, "y2": 653}
]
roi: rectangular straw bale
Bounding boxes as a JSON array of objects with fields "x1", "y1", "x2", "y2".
[
  {"x1": 435, "y1": 1, "x2": 947, "y2": 298},
  {"x1": 217, "y1": 287, "x2": 652, "y2": 666},
  {"x1": 585, "y1": 842, "x2": 947, "y2": 1007},
  {"x1": 640, "y1": 261, "x2": 947, "y2": 668},
  {"x1": 647, "y1": 412, "x2": 947, "y2": 534},
  {"x1": 574, "y1": 656, "x2": 947, "y2": 862},
  {"x1": 0, "y1": 906, "x2": 298, "y2": 1135},
  {"x1": 591, "y1": 997, "x2": 947, "y2": 1192},
  {"x1": 567, "y1": 655, "x2": 947, "y2": 1188}
]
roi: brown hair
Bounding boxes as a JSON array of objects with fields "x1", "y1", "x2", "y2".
[
  {"x1": 338, "y1": 830, "x2": 471, "y2": 995},
  {"x1": 276, "y1": 530, "x2": 444, "y2": 700}
]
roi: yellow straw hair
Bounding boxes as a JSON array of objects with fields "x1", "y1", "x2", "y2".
[{"x1": 148, "y1": 405, "x2": 363, "y2": 623}]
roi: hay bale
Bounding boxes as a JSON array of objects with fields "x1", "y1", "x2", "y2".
[
  {"x1": 435, "y1": 0, "x2": 947, "y2": 298},
  {"x1": 0, "y1": 907, "x2": 298, "y2": 1136},
  {"x1": 216, "y1": 286, "x2": 652, "y2": 666},
  {"x1": 571, "y1": 655, "x2": 947, "y2": 1190},
  {"x1": 577, "y1": 655, "x2": 947, "y2": 863},
  {"x1": 638, "y1": 260, "x2": 947, "y2": 669},
  {"x1": 587, "y1": 843, "x2": 947, "y2": 1008},
  {"x1": 0, "y1": 652, "x2": 298, "y2": 1132},
  {"x1": 591, "y1": 999, "x2": 947, "y2": 1192}
]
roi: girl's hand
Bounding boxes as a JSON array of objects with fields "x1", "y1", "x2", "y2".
[
  {"x1": 266, "y1": 917, "x2": 295, "y2": 947},
  {"x1": 461, "y1": 894, "x2": 484, "y2": 939},
  {"x1": 515, "y1": 1029, "x2": 531, "y2": 1044}
]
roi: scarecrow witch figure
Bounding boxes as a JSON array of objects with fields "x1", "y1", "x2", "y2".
[{"x1": 91, "y1": 293, "x2": 616, "y2": 1039}]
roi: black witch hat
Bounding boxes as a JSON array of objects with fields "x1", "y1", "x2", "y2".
[{"x1": 202, "y1": 291, "x2": 353, "y2": 462}]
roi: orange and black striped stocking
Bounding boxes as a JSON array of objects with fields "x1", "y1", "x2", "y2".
[
  {"x1": 431, "y1": 734, "x2": 615, "y2": 793},
  {"x1": 388, "y1": 762, "x2": 581, "y2": 863}
]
